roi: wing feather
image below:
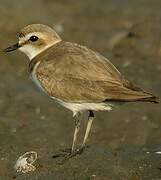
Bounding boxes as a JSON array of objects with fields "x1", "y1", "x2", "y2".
[{"x1": 31, "y1": 41, "x2": 155, "y2": 103}]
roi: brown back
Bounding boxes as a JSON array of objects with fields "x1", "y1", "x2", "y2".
[{"x1": 29, "y1": 41, "x2": 158, "y2": 103}]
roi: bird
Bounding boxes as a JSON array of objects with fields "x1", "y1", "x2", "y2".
[{"x1": 3, "y1": 24, "x2": 159, "y2": 159}]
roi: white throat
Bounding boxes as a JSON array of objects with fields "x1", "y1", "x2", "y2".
[{"x1": 19, "y1": 40, "x2": 61, "y2": 60}]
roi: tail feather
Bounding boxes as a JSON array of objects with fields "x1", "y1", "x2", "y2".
[
  {"x1": 122, "y1": 79, "x2": 159, "y2": 103},
  {"x1": 133, "y1": 95, "x2": 159, "y2": 103}
]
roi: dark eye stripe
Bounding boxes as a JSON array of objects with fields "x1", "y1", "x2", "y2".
[{"x1": 29, "y1": 36, "x2": 39, "y2": 42}]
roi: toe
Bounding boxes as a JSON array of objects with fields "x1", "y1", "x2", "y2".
[{"x1": 52, "y1": 148, "x2": 72, "y2": 159}]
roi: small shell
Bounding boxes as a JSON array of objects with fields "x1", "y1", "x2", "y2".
[{"x1": 14, "y1": 151, "x2": 37, "y2": 173}]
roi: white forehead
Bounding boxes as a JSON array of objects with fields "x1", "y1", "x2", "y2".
[{"x1": 19, "y1": 32, "x2": 43, "y2": 42}]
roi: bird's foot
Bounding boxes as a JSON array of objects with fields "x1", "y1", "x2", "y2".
[
  {"x1": 52, "y1": 146, "x2": 88, "y2": 163},
  {"x1": 52, "y1": 148, "x2": 72, "y2": 158}
]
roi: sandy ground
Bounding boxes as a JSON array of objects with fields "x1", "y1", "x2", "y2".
[{"x1": 0, "y1": 0, "x2": 161, "y2": 179}]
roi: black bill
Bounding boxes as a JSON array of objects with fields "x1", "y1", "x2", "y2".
[{"x1": 3, "y1": 43, "x2": 21, "y2": 52}]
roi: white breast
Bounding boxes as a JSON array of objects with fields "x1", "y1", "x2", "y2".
[{"x1": 31, "y1": 61, "x2": 47, "y2": 93}]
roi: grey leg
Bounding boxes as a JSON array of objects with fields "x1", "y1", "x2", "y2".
[
  {"x1": 52, "y1": 113, "x2": 81, "y2": 159},
  {"x1": 71, "y1": 113, "x2": 81, "y2": 152},
  {"x1": 59, "y1": 111, "x2": 94, "y2": 162},
  {"x1": 52, "y1": 111, "x2": 94, "y2": 162},
  {"x1": 82, "y1": 110, "x2": 94, "y2": 148}
]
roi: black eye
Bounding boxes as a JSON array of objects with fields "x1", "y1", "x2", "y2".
[{"x1": 29, "y1": 36, "x2": 39, "y2": 42}]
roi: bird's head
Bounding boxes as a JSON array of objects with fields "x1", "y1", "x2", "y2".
[{"x1": 3, "y1": 24, "x2": 62, "y2": 60}]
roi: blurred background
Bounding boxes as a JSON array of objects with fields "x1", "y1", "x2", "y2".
[{"x1": 0, "y1": 0, "x2": 161, "y2": 179}]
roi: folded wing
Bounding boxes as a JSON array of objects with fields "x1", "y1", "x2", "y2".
[{"x1": 32, "y1": 41, "x2": 158, "y2": 103}]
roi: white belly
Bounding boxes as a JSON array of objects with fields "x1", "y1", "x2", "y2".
[{"x1": 54, "y1": 98, "x2": 113, "y2": 116}]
